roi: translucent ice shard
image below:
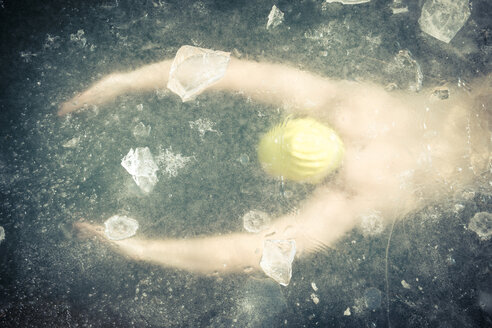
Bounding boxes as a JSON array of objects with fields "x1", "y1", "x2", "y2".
[
  {"x1": 121, "y1": 147, "x2": 159, "y2": 193},
  {"x1": 468, "y1": 212, "x2": 492, "y2": 241},
  {"x1": 266, "y1": 5, "x2": 284, "y2": 30},
  {"x1": 243, "y1": 210, "x2": 271, "y2": 233},
  {"x1": 325, "y1": 0, "x2": 371, "y2": 4},
  {"x1": 104, "y1": 215, "x2": 139, "y2": 240},
  {"x1": 418, "y1": 0, "x2": 470, "y2": 43},
  {"x1": 167, "y1": 45, "x2": 230, "y2": 102},
  {"x1": 260, "y1": 239, "x2": 296, "y2": 286}
]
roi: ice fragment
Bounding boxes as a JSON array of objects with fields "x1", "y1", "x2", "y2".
[
  {"x1": 121, "y1": 147, "x2": 159, "y2": 193},
  {"x1": 325, "y1": 0, "x2": 370, "y2": 4},
  {"x1": 310, "y1": 293, "x2": 320, "y2": 304},
  {"x1": 468, "y1": 212, "x2": 492, "y2": 241},
  {"x1": 260, "y1": 239, "x2": 296, "y2": 286},
  {"x1": 266, "y1": 5, "x2": 284, "y2": 30},
  {"x1": 104, "y1": 215, "x2": 139, "y2": 240},
  {"x1": 418, "y1": 0, "x2": 470, "y2": 43},
  {"x1": 133, "y1": 122, "x2": 151, "y2": 139},
  {"x1": 63, "y1": 136, "x2": 80, "y2": 148},
  {"x1": 401, "y1": 280, "x2": 411, "y2": 289},
  {"x1": 167, "y1": 45, "x2": 230, "y2": 102},
  {"x1": 0, "y1": 226, "x2": 4, "y2": 244},
  {"x1": 243, "y1": 210, "x2": 271, "y2": 233}
]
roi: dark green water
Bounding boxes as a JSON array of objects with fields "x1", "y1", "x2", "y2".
[{"x1": 0, "y1": 0, "x2": 491, "y2": 327}]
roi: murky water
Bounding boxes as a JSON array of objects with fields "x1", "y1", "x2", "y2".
[{"x1": 1, "y1": 0, "x2": 491, "y2": 327}]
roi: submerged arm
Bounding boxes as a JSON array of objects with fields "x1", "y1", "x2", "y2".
[
  {"x1": 79, "y1": 189, "x2": 359, "y2": 274},
  {"x1": 59, "y1": 56, "x2": 341, "y2": 115},
  {"x1": 58, "y1": 60, "x2": 172, "y2": 115}
]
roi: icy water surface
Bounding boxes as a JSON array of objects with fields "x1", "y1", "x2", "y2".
[{"x1": 1, "y1": 0, "x2": 491, "y2": 327}]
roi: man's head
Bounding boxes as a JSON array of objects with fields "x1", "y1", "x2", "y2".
[{"x1": 258, "y1": 117, "x2": 345, "y2": 184}]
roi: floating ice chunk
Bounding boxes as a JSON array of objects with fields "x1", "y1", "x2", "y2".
[
  {"x1": 260, "y1": 239, "x2": 296, "y2": 286},
  {"x1": 468, "y1": 212, "x2": 492, "y2": 241},
  {"x1": 121, "y1": 147, "x2": 159, "y2": 193},
  {"x1": 418, "y1": 0, "x2": 470, "y2": 43},
  {"x1": 0, "y1": 226, "x2": 4, "y2": 244},
  {"x1": 266, "y1": 5, "x2": 284, "y2": 30},
  {"x1": 167, "y1": 45, "x2": 230, "y2": 102},
  {"x1": 243, "y1": 210, "x2": 271, "y2": 233},
  {"x1": 155, "y1": 147, "x2": 193, "y2": 177},
  {"x1": 104, "y1": 215, "x2": 139, "y2": 240},
  {"x1": 133, "y1": 122, "x2": 151, "y2": 139},
  {"x1": 325, "y1": 0, "x2": 371, "y2": 4}
]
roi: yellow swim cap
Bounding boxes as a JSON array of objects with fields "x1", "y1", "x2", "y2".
[{"x1": 257, "y1": 117, "x2": 344, "y2": 184}]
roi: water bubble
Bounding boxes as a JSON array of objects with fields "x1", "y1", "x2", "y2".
[
  {"x1": 104, "y1": 215, "x2": 139, "y2": 240},
  {"x1": 359, "y1": 211, "x2": 385, "y2": 236},
  {"x1": 364, "y1": 287, "x2": 382, "y2": 311},
  {"x1": 243, "y1": 210, "x2": 271, "y2": 233},
  {"x1": 238, "y1": 153, "x2": 250, "y2": 165}
]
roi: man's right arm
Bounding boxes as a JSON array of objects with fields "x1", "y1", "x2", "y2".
[{"x1": 59, "y1": 55, "x2": 342, "y2": 115}]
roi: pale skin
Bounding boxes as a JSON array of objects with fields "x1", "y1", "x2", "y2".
[{"x1": 62, "y1": 51, "x2": 491, "y2": 275}]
